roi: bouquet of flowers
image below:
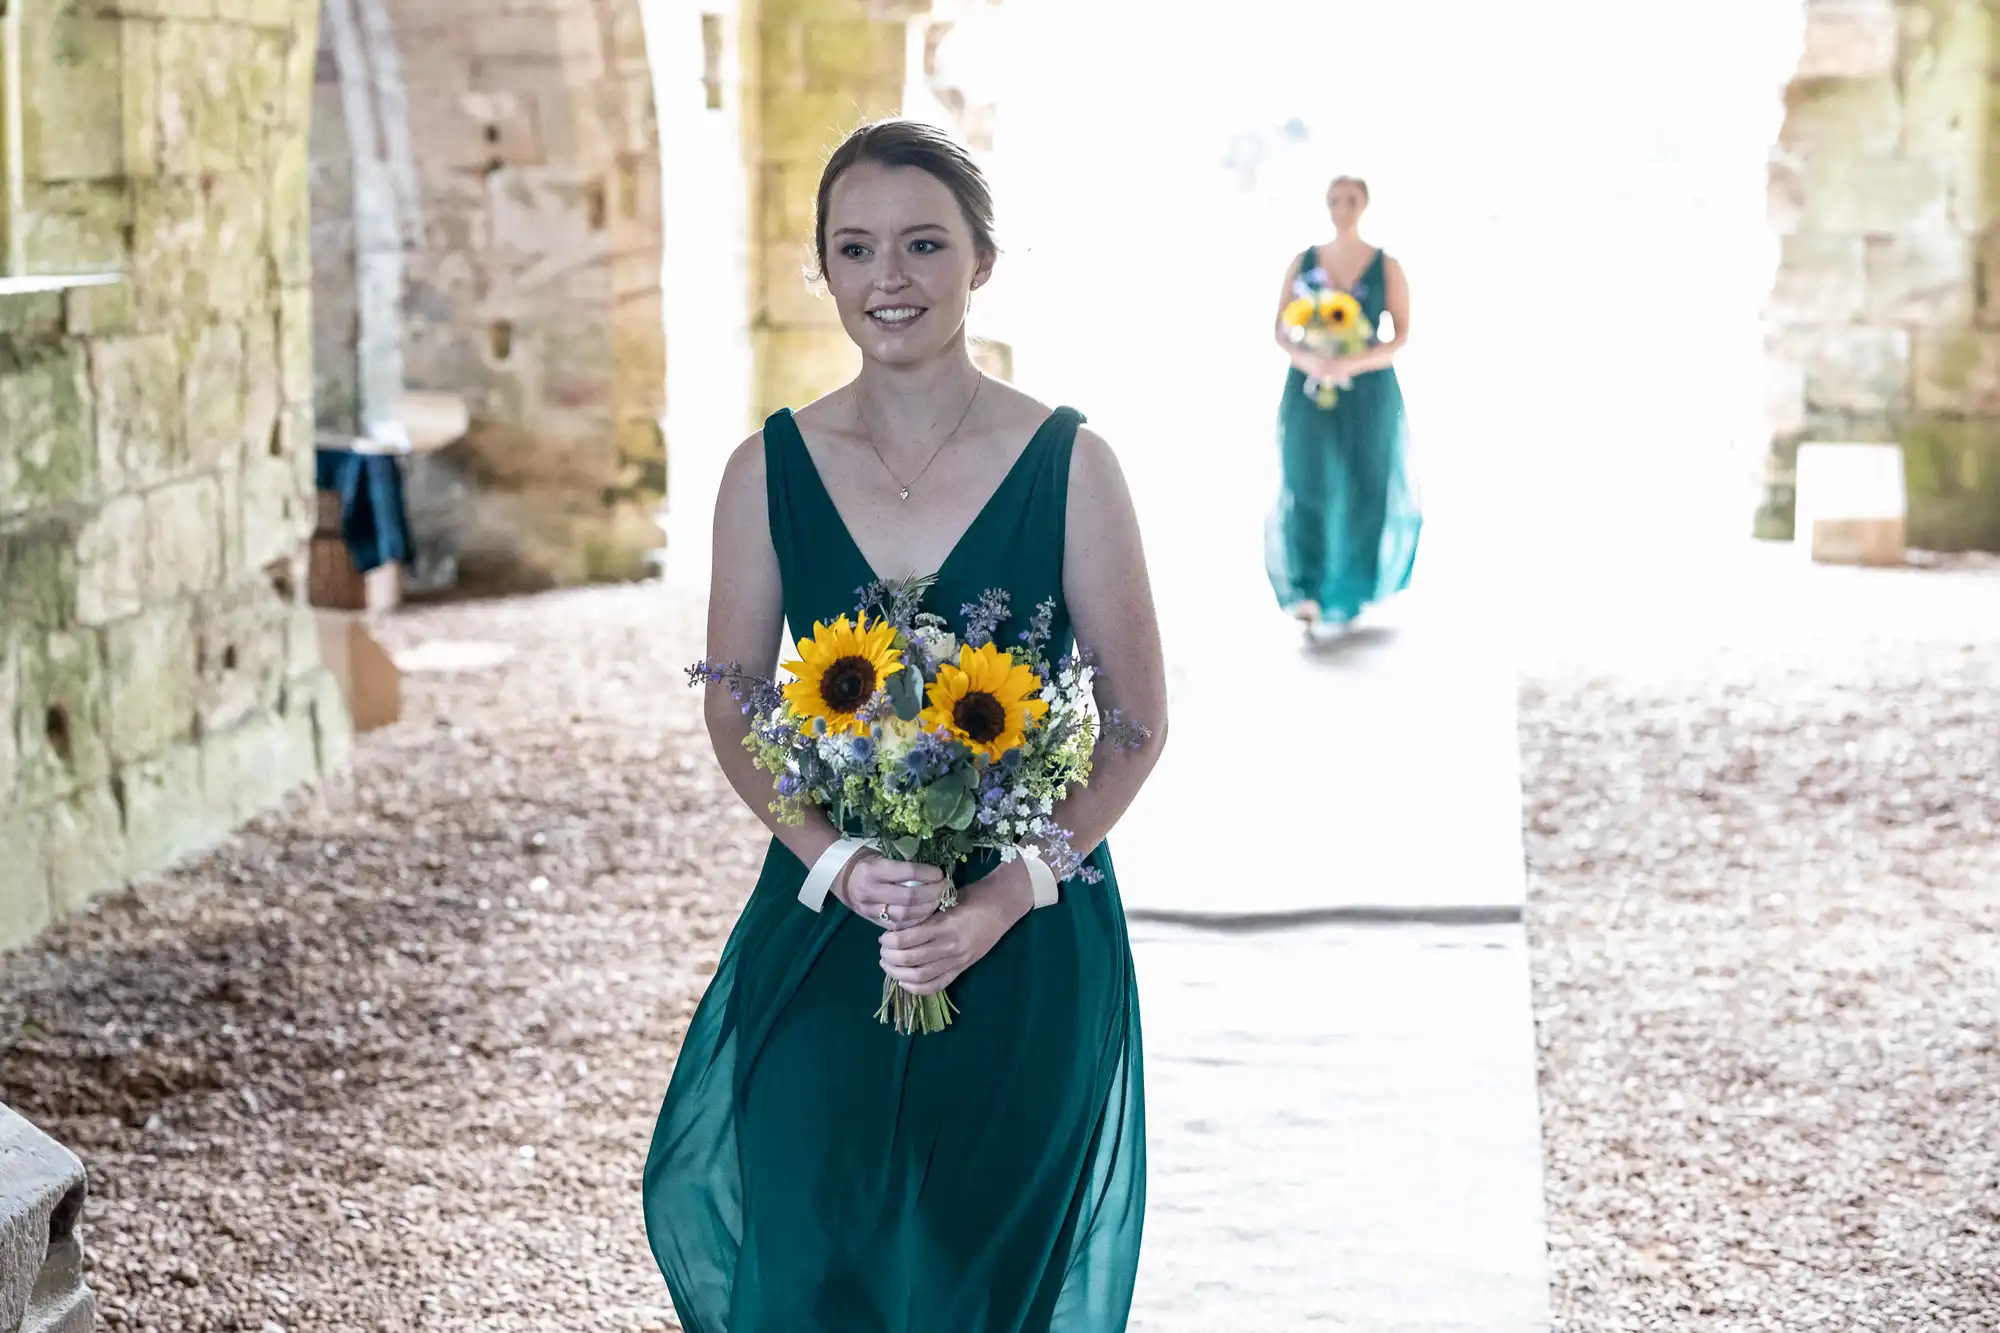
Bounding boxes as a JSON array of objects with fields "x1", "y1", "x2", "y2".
[
  {"x1": 1281, "y1": 272, "x2": 1375, "y2": 409},
  {"x1": 689, "y1": 575, "x2": 1150, "y2": 1035}
]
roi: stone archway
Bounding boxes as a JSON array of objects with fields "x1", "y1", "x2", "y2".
[
  {"x1": 309, "y1": 0, "x2": 410, "y2": 446},
  {"x1": 308, "y1": 0, "x2": 668, "y2": 593},
  {"x1": 390, "y1": 0, "x2": 666, "y2": 591},
  {"x1": 303, "y1": 0, "x2": 999, "y2": 597}
]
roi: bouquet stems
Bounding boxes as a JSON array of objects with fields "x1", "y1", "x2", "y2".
[
  {"x1": 1305, "y1": 376, "x2": 1343, "y2": 409},
  {"x1": 876, "y1": 979, "x2": 959, "y2": 1035}
]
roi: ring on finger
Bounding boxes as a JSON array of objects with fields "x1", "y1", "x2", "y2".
[{"x1": 877, "y1": 906, "x2": 892, "y2": 924}]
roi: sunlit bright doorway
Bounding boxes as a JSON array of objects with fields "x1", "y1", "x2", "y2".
[{"x1": 917, "y1": 0, "x2": 1803, "y2": 622}]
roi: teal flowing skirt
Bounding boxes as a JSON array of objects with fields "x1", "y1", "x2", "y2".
[
  {"x1": 1266, "y1": 363, "x2": 1422, "y2": 620},
  {"x1": 643, "y1": 841, "x2": 1146, "y2": 1332}
]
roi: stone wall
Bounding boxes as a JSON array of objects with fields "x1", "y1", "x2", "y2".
[
  {"x1": 1, "y1": 0, "x2": 345, "y2": 952},
  {"x1": 742, "y1": 0, "x2": 925, "y2": 420},
  {"x1": 353, "y1": 0, "x2": 668, "y2": 592},
  {"x1": 1762, "y1": 0, "x2": 2000, "y2": 550}
]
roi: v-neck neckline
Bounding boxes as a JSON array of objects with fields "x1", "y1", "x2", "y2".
[
  {"x1": 1310, "y1": 244, "x2": 1380, "y2": 293},
  {"x1": 779, "y1": 407, "x2": 1064, "y2": 590}
]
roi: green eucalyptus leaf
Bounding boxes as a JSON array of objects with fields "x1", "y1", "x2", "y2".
[
  {"x1": 945, "y1": 790, "x2": 977, "y2": 831},
  {"x1": 888, "y1": 668, "x2": 924, "y2": 721}
]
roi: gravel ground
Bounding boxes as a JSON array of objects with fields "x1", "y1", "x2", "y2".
[
  {"x1": 4, "y1": 558, "x2": 1998, "y2": 1333},
  {"x1": 1, "y1": 586, "x2": 728, "y2": 1332},
  {"x1": 1520, "y1": 561, "x2": 2000, "y2": 1332}
]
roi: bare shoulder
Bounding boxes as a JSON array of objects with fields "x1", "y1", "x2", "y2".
[
  {"x1": 712, "y1": 429, "x2": 773, "y2": 540},
  {"x1": 1061, "y1": 425, "x2": 1149, "y2": 602},
  {"x1": 1385, "y1": 254, "x2": 1410, "y2": 280},
  {"x1": 1070, "y1": 423, "x2": 1120, "y2": 475},
  {"x1": 719, "y1": 429, "x2": 768, "y2": 494},
  {"x1": 1066, "y1": 425, "x2": 1135, "y2": 517}
]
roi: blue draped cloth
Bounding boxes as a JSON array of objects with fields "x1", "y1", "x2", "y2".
[{"x1": 315, "y1": 447, "x2": 414, "y2": 575}]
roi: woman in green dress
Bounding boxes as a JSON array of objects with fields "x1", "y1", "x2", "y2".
[
  {"x1": 1267, "y1": 175, "x2": 1422, "y2": 635},
  {"x1": 644, "y1": 119, "x2": 1168, "y2": 1332}
]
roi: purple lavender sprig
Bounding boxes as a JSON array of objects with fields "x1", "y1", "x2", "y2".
[
  {"x1": 960, "y1": 588, "x2": 1012, "y2": 649},
  {"x1": 1100, "y1": 708, "x2": 1153, "y2": 756},
  {"x1": 688, "y1": 656, "x2": 785, "y2": 718},
  {"x1": 1016, "y1": 597, "x2": 1056, "y2": 656},
  {"x1": 1031, "y1": 827, "x2": 1102, "y2": 887},
  {"x1": 1060, "y1": 644, "x2": 1100, "y2": 677},
  {"x1": 686, "y1": 656, "x2": 741, "y2": 689},
  {"x1": 748, "y1": 678, "x2": 785, "y2": 716}
]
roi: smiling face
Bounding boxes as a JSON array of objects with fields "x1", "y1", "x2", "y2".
[
  {"x1": 821, "y1": 160, "x2": 994, "y2": 368},
  {"x1": 1327, "y1": 178, "x2": 1369, "y2": 230}
]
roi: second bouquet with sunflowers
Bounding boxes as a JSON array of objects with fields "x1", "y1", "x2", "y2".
[
  {"x1": 690, "y1": 575, "x2": 1148, "y2": 1036},
  {"x1": 1281, "y1": 277, "x2": 1375, "y2": 409}
]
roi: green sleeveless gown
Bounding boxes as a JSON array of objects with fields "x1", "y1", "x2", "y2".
[
  {"x1": 1266, "y1": 245, "x2": 1422, "y2": 622},
  {"x1": 644, "y1": 406, "x2": 1147, "y2": 1333}
]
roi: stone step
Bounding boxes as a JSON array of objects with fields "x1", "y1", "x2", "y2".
[{"x1": 0, "y1": 1104, "x2": 96, "y2": 1333}]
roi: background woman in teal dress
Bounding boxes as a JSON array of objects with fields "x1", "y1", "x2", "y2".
[
  {"x1": 1266, "y1": 175, "x2": 1422, "y2": 635},
  {"x1": 644, "y1": 120, "x2": 1169, "y2": 1332}
]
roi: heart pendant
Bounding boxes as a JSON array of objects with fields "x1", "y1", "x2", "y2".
[{"x1": 898, "y1": 487, "x2": 911, "y2": 501}]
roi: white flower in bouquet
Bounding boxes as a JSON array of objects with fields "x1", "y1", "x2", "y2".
[{"x1": 908, "y1": 620, "x2": 960, "y2": 678}]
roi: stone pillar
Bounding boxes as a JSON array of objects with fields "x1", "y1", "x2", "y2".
[
  {"x1": 1, "y1": 0, "x2": 344, "y2": 953},
  {"x1": 0, "y1": 1104, "x2": 94, "y2": 1333},
  {"x1": 743, "y1": 0, "x2": 927, "y2": 420},
  {"x1": 310, "y1": 0, "x2": 408, "y2": 444},
  {"x1": 1761, "y1": 0, "x2": 2000, "y2": 551}
]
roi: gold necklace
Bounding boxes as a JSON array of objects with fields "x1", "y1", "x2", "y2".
[{"x1": 855, "y1": 374, "x2": 985, "y2": 501}]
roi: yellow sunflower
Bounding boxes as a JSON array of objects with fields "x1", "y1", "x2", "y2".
[
  {"x1": 1317, "y1": 290, "x2": 1363, "y2": 330},
  {"x1": 781, "y1": 612, "x2": 903, "y2": 736},
  {"x1": 921, "y1": 642, "x2": 1048, "y2": 762},
  {"x1": 1281, "y1": 295, "x2": 1317, "y2": 328}
]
